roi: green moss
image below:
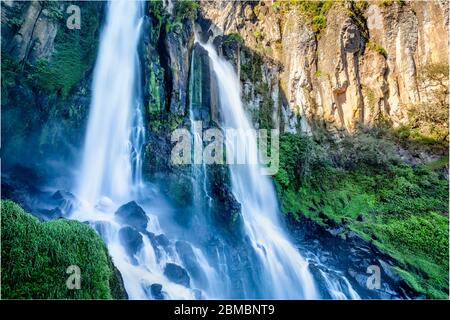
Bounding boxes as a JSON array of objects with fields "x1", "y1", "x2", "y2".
[
  {"x1": 0, "y1": 53, "x2": 20, "y2": 104},
  {"x1": 27, "y1": 2, "x2": 101, "y2": 97},
  {"x1": 223, "y1": 32, "x2": 244, "y2": 45},
  {"x1": 148, "y1": 66, "x2": 162, "y2": 116},
  {"x1": 148, "y1": 0, "x2": 166, "y2": 38},
  {"x1": 174, "y1": 0, "x2": 199, "y2": 21},
  {"x1": 1, "y1": 200, "x2": 126, "y2": 299},
  {"x1": 424, "y1": 156, "x2": 449, "y2": 171},
  {"x1": 276, "y1": 132, "x2": 449, "y2": 299}
]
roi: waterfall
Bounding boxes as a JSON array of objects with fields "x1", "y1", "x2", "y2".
[
  {"x1": 76, "y1": 0, "x2": 144, "y2": 205},
  {"x1": 188, "y1": 47, "x2": 212, "y2": 216},
  {"x1": 72, "y1": 0, "x2": 218, "y2": 300},
  {"x1": 199, "y1": 42, "x2": 319, "y2": 299},
  {"x1": 73, "y1": 0, "x2": 360, "y2": 300}
]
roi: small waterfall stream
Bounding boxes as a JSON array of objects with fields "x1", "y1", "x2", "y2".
[{"x1": 199, "y1": 41, "x2": 319, "y2": 299}]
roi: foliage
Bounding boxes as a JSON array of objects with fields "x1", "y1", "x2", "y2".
[
  {"x1": 379, "y1": 0, "x2": 405, "y2": 7},
  {"x1": 1, "y1": 200, "x2": 126, "y2": 299},
  {"x1": 366, "y1": 40, "x2": 388, "y2": 58},
  {"x1": 394, "y1": 63, "x2": 449, "y2": 146},
  {"x1": 334, "y1": 128, "x2": 399, "y2": 169},
  {"x1": 294, "y1": 0, "x2": 333, "y2": 33},
  {"x1": 275, "y1": 131, "x2": 449, "y2": 299},
  {"x1": 0, "y1": 53, "x2": 20, "y2": 104},
  {"x1": 274, "y1": 133, "x2": 327, "y2": 189},
  {"x1": 27, "y1": 3, "x2": 101, "y2": 97},
  {"x1": 223, "y1": 32, "x2": 244, "y2": 45},
  {"x1": 148, "y1": 0, "x2": 167, "y2": 38},
  {"x1": 174, "y1": 0, "x2": 199, "y2": 21}
]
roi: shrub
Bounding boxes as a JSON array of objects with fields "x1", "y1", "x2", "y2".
[
  {"x1": 174, "y1": 0, "x2": 199, "y2": 21},
  {"x1": 274, "y1": 129, "x2": 448, "y2": 298},
  {"x1": 275, "y1": 133, "x2": 327, "y2": 189},
  {"x1": 223, "y1": 32, "x2": 244, "y2": 45},
  {"x1": 366, "y1": 40, "x2": 388, "y2": 58},
  {"x1": 295, "y1": 0, "x2": 333, "y2": 33},
  {"x1": 335, "y1": 128, "x2": 399, "y2": 169}
]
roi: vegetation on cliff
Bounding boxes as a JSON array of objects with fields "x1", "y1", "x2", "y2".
[
  {"x1": 1, "y1": 200, "x2": 127, "y2": 299},
  {"x1": 275, "y1": 130, "x2": 449, "y2": 299}
]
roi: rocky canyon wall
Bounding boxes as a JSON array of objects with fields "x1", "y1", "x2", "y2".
[{"x1": 199, "y1": 0, "x2": 449, "y2": 137}]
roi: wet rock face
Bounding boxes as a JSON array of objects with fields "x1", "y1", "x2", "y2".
[
  {"x1": 175, "y1": 240, "x2": 207, "y2": 286},
  {"x1": 119, "y1": 226, "x2": 143, "y2": 265},
  {"x1": 286, "y1": 214, "x2": 420, "y2": 299},
  {"x1": 164, "y1": 262, "x2": 191, "y2": 288},
  {"x1": 341, "y1": 21, "x2": 361, "y2": 53},
  {"x1": 50, "y1": 190, "x2": 79, "y2": 216},
  {"x1": 165, "y1": 19, "x2": 195, "y2": 115},
  {"x1": 115, "y1": 201, "x2": 149, "y2": 231},
  {"x1": 3, "y1": 1, "x2": 58, "y2": 63}
]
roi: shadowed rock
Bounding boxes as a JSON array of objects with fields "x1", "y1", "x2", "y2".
[
  {"x1": 115, "y1": 201, "x2": 148, "y2": 231},
  {"x1": 148, "y1": 283, "x2": 165, "y2": 300},
  {"x1": 175, "y1": 240, "x2": 207, "y2": 287},
  {"x1": 164, "y1": 263, "x2": 190, "y2": 288},
  {"x1": 119, "y1": 226, "x2": 143, "y2": 265}
]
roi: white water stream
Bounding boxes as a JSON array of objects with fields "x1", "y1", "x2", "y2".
[
  {"x1": 73, "y1": 0, "x2": 215, "y2": 300},
  {"x1": 199, "y1": 42, "x2": 319, "y2": 299}
]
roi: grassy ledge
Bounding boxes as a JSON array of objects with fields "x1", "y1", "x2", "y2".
[{"x1": 275, "y1": 132, "x2": 449, "y2": 299}]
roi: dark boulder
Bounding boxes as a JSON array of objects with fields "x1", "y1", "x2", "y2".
[
  {"x1": 142, "y1": 231, "x2": 162, "y2": 261},
  {"x1": 192, "y1": 288, "x2": 203, "y2": 300},
  {"x1": 50, "y1": 190, "x2": 79, "y2": 216},
  {"x1": 38, "y1": 207, "x2": 63, "y2": 220},
  {"x1": 149, "y1": 283, "x2": 165, "y2": 300},
  {"x1": 164, "y1": 263, "x2": 190, "y2": 288},
  {"x1": 119, "y1": 226, "x2": 143, "y2": 265},
  {"x1": 115, "y1": 201, "x2": 148, "y2": 231},
  {"x1": 155, "y1": 234, "x2": 170, "y2": 247},
  {"x1": 175, "y1": 240, "x2": 207, "y2": 286}
]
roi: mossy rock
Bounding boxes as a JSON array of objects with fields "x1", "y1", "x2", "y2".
[{"x1": 1, "y1": 200, "x2": 128, "y2": 299}]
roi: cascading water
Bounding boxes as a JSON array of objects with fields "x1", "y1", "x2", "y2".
[
  {"x1": 76, "y1": 0, "x2": 144, "y2": 205},
  {"x1": 199, "y1": 41, "x2": 319, "y2": 299},
  {"x1": 73, "y1": 0, "x2": 219, "y2": 300},
  {"x1": 73, "y1": 0, "x2": 359, "y2": 300},
  {"x1": 188, "y1": 48, "x2": 212, "y2": 216}
]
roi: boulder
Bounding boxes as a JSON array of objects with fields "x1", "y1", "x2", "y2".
[
  {"x1": 155, "y1": 234, "x2": 170, "y2": 247},
  {"x1": 115, "y1": 201, "x2": 148, "y2": 231},
  {"x1": 38, "y1": 207, "x2": 63, "y2": 220},
  {"x1": 119, "y1": 226, "x2": 143, "y2": 265},
  {"x1": 192, "y1": 288, "x2": 203, "y2": 300},
  {"x1": 143, "y1": 231, "x2": 162, "y2": 261},
  {"x1": 175, "y1": 241, "x2": 207, "y2": 286},
  {"x1": 50, "y1": 190, "x2": 79, "y2": 216},
  {"x1": 149, "y1": 283, "x2": 164, "y2": 300},
  {"x1": 164, "y1": 263, "x2": 190, "y2": 288}
]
